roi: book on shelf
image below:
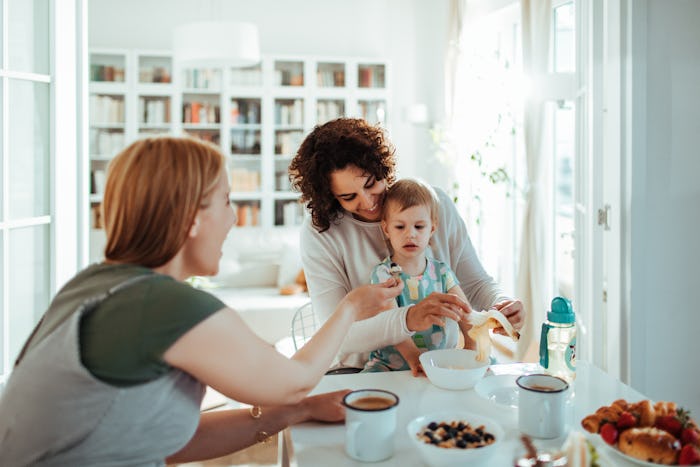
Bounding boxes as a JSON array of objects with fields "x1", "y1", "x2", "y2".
[
  {"x1": 91, "y1": 205, "x2": 104, "y2": 229},
  {"x1": 283, "y1": 202, "x2": 300, "y2": 226},
  {"x1": 90, "y1": 64, "x2": 126, "y2": 82},
  {"x1": 359, "y1": 67, "x2": 373, "y2": 88},
  {"x1": 236, "y1": 203, "x2": 260, "y2": 227},
  {"x1": 89, "y1": 95, "x2": 125, "y2": 124},
  {"x1": 91, "y1": 129, "x2": 125, "y2": 157},
  {"x1": 140, "y1": 66, "x2": 172, "y2": 84},
  {"x1": 182, "y1": 101, "x2": 220, "y2": 124},
  {"x1": 230, "y1": 168, "x2": 261, "y2": 192},
  {"x1": 91, "y1": 169, "x2": 107, "y2": 195}
]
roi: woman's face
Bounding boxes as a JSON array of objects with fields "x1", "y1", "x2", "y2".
[
  {"x1": 329, "y1": 165, "x2": 387, "y2": 222},
  {"x1": 184, "y1": 170, "x2": 236, "y2": 277}
]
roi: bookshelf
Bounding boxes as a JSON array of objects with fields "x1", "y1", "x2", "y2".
[
  {"x1": 88, "y1": 49, "x2": 175, "y2": 226},
  {"x1": 88, "y1": 51, "x2": 390, "y2": 232}
]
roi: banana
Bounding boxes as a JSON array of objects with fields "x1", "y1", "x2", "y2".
[{"x1": 467, "y1": 309, "x2": 520, "y2": 362}]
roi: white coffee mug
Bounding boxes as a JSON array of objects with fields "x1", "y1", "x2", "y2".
[
  {"x1": 342, "y1": 389, "x2": 399, "y2": 462},
  {"x1": 516, "y1": 374, "x2": 570, "y2": 439}
]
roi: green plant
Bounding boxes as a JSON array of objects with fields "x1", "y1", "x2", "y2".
[{"x1": 429, "y1": 120, "x2": 517, "y2": 226}]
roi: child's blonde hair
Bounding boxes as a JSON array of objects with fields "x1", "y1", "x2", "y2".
[{"x1": 382, "y1": 178, "x2": 440, "y2": 225}]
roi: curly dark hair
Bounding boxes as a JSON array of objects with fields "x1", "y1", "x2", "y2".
[{"x1": 289, "y1": 118, "x2": 397, "y2": 232}]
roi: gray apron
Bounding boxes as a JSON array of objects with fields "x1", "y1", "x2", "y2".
[{"x1": 0, "y1": 276, "x2": 205, "y2": 466}]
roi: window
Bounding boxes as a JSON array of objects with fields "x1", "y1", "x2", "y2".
[
  {"x1": 449, "y1": 0, "x2": 578, "y2": 322},
  {"x1": 1, "y1": 0, "x2": 82, "y2": 387},
  {"x1": 551, "y1": 1, "x2": 576, "y2": 299},
  {"x1": 448, "y1": 3, "x2": 525, "y2": 294}
]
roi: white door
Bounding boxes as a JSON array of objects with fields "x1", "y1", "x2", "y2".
[{"x1": 580, "y1": 0, "x2": 624, "y2": 380}]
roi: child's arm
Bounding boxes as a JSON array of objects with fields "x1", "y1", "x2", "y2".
[
  {"x1": 395, "y1": 339, "x2": 425, "y2": 377},
  {"x1": 448, "y1": 285, "x2": 476, "y2": 350}
]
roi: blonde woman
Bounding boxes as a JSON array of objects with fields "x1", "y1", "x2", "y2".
[{"x1": 0, "y1": 137, "x2": 401, "y2": 466}]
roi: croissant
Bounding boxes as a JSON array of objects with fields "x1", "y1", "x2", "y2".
[
  {"x1": 654, "y1": 401, "x2": 677, "y2": 418},
  {"x1": 580, "y1": 399, "x2": 637, "y2": 433},
  {"x1": 629, "y1": 399, "x2": 655, "y2": 427},
  {"x1": 595, "y1": 404, "x2": 625, "y2": 423},
  {"x1": 581, "y1": 414, "x2": 601, "y2": 434},
  {"x1": 612, "y1": 399, "x2": 629, "y2": 410}
]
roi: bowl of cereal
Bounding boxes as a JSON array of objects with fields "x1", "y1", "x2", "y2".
[
  {"x1": 406, "y1": 410, "x2": 504, "y2": 467},
  {"x1": 419, "y1": 349, "x2": 489, "y2": 390}
]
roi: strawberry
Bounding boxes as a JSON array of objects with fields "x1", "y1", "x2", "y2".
[
  {"x1": 679, "y1": 444, "x2": 700, "y2": 465},
  {"x1": 600, "y1": 422, "x2": 618, "y2": 445},
  {"x1": 682, "y1": 427, "x2": 700, "y2": 446},
  {"x1": 656, "y1": 415, "x2": 684, "y2": 437},
  {"x1": 617, "y1": 411, "x2": 637, "y2": 429}
]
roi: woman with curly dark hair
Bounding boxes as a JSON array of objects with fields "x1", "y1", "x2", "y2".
[{"x1": 289, "y1": 118, "x2": 524, "y2": 370}]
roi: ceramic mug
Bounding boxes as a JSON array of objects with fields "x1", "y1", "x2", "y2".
[
  {"x1": 342, "y1": 389, "x2": 399, "y2": 462},
  {"x1": 516, "y1": 374, "x2": 570, "y2": 439}
]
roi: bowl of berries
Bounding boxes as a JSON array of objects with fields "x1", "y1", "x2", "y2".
[
  {"x1": 407, "y1": 410, "x2": 504, "y2": 467},
  {"x1": 581, "y1": 398, "x2": 700, "y2": 465}
]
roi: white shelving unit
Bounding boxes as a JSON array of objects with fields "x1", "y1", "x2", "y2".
[
  {"x1": 88, "y1": 50, "x2": 390, "y2": 233},
  {"x1": 88, "y1": 48, "x2": 175, "y2": 230}
]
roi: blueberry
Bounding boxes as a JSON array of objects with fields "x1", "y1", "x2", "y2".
[
  {"x1": 456, "y1": 440, "x2": 467, "y2": 449},
  {"x1": 427, "y1": 422, "x2": 438, "y2": 431}
]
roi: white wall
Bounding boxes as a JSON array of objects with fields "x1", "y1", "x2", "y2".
[
  {"x1": 88, "y1": 0, "x2": 450, "y2": 184},
  {"x1": 629, "y1": 0, "x2": 700, "y2": 416}
]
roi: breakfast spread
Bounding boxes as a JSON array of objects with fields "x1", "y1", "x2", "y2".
[
  {"x1": 416, "y1": 419, "x2": 495, "y2": 449},
  {"x1": 467, "y1": 309, "x2": 520, "y2": 362},
  {"x1": 581, "y1": 399, "x2": 700, "y2": 465}
]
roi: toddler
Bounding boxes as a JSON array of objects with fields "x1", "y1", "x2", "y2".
[{"x1": 363, "y1": 178, "x2": 474, "y2": 376}]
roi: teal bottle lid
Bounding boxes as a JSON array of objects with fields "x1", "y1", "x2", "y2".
[{"x1": 547, "y1": 296, "x2": 575, "y2": 323}]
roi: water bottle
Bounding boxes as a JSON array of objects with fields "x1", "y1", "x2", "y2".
[{"x1": 539, "y1": 296, "x2": 576, "y2": 382}]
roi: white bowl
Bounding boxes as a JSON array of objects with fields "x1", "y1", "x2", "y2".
[
  {"x1": 406, "y1": 410, "x2": 504, "y2": 467},
  {"x1": 419, "y1": 349, "x2": 489, "y2": 390}
]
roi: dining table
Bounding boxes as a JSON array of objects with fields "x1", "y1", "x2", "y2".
[{"x1": 281, "y1": 361, "x2": 651, "y2": 466}]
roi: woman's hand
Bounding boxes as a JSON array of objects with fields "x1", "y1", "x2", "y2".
[
  {"x1": 340, "y1": 278, "x2": 403, "y2": 321},
  {"x1": 300, "y1": 389, "x2": 352, "y2": 423},
  {"x1": 491, "y1": 299, "x2": 524, "y2": 336},
  {"x1": 405, "y1": 292, "x2": 472, "y2": 332}
]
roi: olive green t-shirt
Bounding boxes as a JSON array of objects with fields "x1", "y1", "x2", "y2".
[{"x1": 22, "y1": 263, "x2": 226, "y2": 386}]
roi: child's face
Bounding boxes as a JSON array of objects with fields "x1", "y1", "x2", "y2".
[{"x1": 381, "y1": 201, "x2": 435, "y2": 260}]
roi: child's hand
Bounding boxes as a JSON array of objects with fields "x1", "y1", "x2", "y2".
[
  {"x1": 396, "y1": 340, "x2": 426, "y2": 377},
  {"x1": 407, "y1": 357, "x2": 425, "y2": 377}
]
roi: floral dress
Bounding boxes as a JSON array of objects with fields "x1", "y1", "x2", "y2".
[{"x1": 363, "y1": 256, "x2": 460, "y2": 372}]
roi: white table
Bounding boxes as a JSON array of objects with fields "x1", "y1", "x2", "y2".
[{"x1": 286, "y1": 361, "x2": 648, "y2": 466}]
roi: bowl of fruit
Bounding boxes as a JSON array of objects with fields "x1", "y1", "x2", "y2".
[{"x1": 581, "y1": 398, "x2": 700, "y2": 465}]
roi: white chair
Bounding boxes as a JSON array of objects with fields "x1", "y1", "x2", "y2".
[
  {"x1": 290, "y1": 301, "x2": 318, "y2": 351},
  {"x1": 274, "y1": 301, "x2": 318, "y2": 357}
]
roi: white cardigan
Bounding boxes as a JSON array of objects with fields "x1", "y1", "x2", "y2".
[{"x1": 300, "y1": 186, "x2": 507, "y2": 368}]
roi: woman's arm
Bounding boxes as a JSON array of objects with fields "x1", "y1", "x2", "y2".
[
  {"x1": 163, "y1": 281, "x2": 401, "y2": 406},
  {"x1": 301, "y1": 223, "x2": 468, "y2": 355},
  {"x1": 166, "y1": 390, "x2": 350, "y2": 464}
]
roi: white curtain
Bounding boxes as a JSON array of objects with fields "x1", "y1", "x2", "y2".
[
  {"x1": 444, "y1": 0, "x2": 466, "y2": 123},
  {"x1": 516, "y1": 0, "x2": 552, "y2": 361}
]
